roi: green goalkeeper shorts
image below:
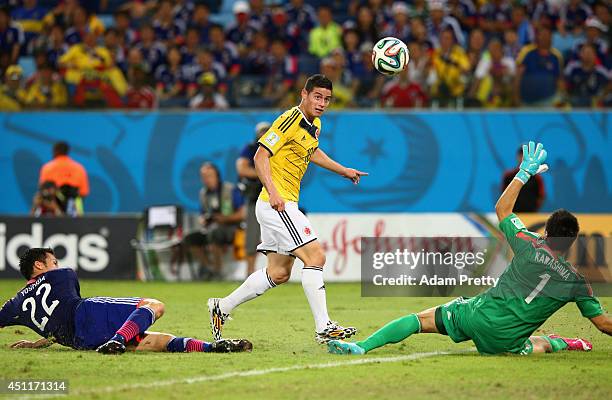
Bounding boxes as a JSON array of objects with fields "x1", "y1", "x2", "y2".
[{"x1": 435, "y1": 297, "x2": 531, "y2": 355}]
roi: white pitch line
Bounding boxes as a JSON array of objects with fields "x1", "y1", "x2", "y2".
[{"x1": 10, "y1": 349, "x2": 472, "y2": 399}]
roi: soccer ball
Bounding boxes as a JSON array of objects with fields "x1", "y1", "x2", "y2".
[{"x1": 372, "y1": 37, "x2": 410, "y2": 76}]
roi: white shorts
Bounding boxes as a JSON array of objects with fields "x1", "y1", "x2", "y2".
[{"x1": 256, "y1": 199, "x2": 318, "y2": 256}]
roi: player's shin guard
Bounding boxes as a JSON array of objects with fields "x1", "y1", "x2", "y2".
[
  {"x1": 356, "y1": 314, "x2": 421, "y2": 353},
  {"x1": 302, "y1": 266, "x2": 330, "y2": 333},
  {"x1": 114, "y1": 306, "x2": 155, "y2": 344},
  {"x1": 218, "y1": 268, "x2": 276, "y2": 315},
  {"x1": 166, "y1": 337, "x2": 212, "y2": 353}
]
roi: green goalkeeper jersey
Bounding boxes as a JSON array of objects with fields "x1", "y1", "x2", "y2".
[{"x1": 465, "y1": 214, "x2": 604, "y2": 350}]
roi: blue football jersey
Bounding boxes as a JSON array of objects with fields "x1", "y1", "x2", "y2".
[{"x1": 0, "y1": 268, "x2": 83, "y2": 347}]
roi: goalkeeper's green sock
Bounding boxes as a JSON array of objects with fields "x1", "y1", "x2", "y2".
[
  {"x1": 544, "y1": 336, "x2": 568, "y2": 352},
  {"x1": 356, "y1": 314, "x2": 421, "y2": 353}
]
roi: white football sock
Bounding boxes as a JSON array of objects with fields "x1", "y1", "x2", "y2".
[
  {"x1": 218, "y1": 268, "x2": 275, "y2": 314},
  {"x1": 302, "y1": 266, "x2": 330, "y2": 332}
]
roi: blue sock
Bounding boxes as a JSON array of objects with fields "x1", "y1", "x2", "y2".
[
  {"x1": 112, "y1": 307, "x2": 156, "y2": 344},
  {"x1": 166, "y1": 337, "x2": 212, "y2": 353}
]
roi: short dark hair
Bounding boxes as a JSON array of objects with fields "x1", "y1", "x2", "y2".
[
  {"x1": 304, "y1": 74, "x2": 333, "y2": 93},
  {"x1": 53, "y1": 141, "x2": 69, "y2": 156},
  {"x1": 19, "y1": 248, "x2": 54, "y2": 280},
  {"x1": 201, "y1": 162, "x2": 221, "y2": 183},
  {"x1": 545, "y1": 209, "x2": 579, "y2": 252}
]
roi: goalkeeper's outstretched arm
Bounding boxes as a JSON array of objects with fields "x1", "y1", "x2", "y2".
[
  {"x1": 496, "y1": 141, "x2": 548, "y2": 222},
  {"x1": 496, "y1": 179, "x2": 523, "y2": 222}
]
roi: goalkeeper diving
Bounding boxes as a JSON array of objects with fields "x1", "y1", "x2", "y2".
[{"x1": 329, "y1": 142, "x2": 612, "y2": 356}]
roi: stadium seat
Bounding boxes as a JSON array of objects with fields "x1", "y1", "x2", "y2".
[
  {"x1": 18, "y1": 56, "x2": 36, "y2": 77},
  {"x1": 221, "y1": 0, "x2": 237, "y2": 13},
  {"x1": 209, "y1": 13, "x2": 234, "y2": 28},
  {"x1": 98, "y1": 14, "x2": 115, "y2": 28}
]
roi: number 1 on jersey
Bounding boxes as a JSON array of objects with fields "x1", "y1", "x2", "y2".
[{"x1": 525, "y1": 273, "x2": 551, "y2": 304}]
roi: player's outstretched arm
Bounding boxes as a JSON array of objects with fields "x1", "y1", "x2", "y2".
[
  {"x1": 254, "y1": 146, "x2": 285, "y2": 211},
  {"x1": 311, "y1": 148, "x2": 368, "y2": 184},
  {"x1": 496, "y1": 141, "x2": 548, "y2": 222},
  {"x1": 590, "y1": 314, "x2": 612, "y2": 336},
  {"x1": 10, "y1": 338, "x2": 53, "y2": 349}
]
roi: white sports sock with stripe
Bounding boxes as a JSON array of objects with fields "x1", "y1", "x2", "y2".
[
  {"x1": 218, "y1": 268, "x2": 275, "y2": 315},
  {"x1": 302, "y1": 266, "x2": 330, "y2": 332}
]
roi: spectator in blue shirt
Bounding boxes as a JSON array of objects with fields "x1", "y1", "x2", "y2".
[
  {"x1": 189, "y1": 4, "x2": 212, "y2": 45},
  {"x1": 225, "y1": 1, "x2": 258, "y2": 56},
  {"x1": 559, "y1": 0, "x2": 592, "y2": 34},
  {"x1": 382, "y1": 2, "x2": 412, "y2": 45},
  {"x1": 155, "y1": 46, "x2": 188, "y2": 107},
  {"x1": 511, "y1": 5, "x2": 535, "y2": 47},
  {"x1": 209, "y1": 24, "x2": 241, "y2": 78},
  {"x1": 515, "y1": 27, "x2": 564, "y2": 106},
  {"x1": 343, "y1": 29, "x2": 362, "y2": 78},
  {"x1": 0, "y1": 7, "x2": 24, "y2": 64},
  {"x1": 42, "y1": 24, "x2": 68, "y2": 70},
  {"x1": 479, "y1": 0, "x2": 512, "y2": 36},
  {"x1": 113, "y1": 10, "x2": 138, "y2": 47},
  {"x1": 180, "y1": 26, "x2": 200, "y2": 65},
  {"x1": 266, "y1": 7, "x2": 301, "y2": 56},
  {"x1": 571, "y1": 17, "x2": 610, "y2": 68},
  {"x1": 152, "y1": 0, "x2": 185, "y2": 44},
  {"x1": 135, "y1": 24, "x2": 166, "y2": 74},
  {"x1": 172, "y1": 0, "x2": 195, "y2": 26},
  {"x1": 564, "y1": 43, "x2": 609, "y2": 107},
  {"x1": 285, "y1": 0, "x2": 316, "y2": 54},
  {"x1": 261, "y1": 38, "x2": 297, "y2": 106},
  {"x1": 242, "y1": 31, "x2": 269, "y2": 75},
  {"x1": 184, "y1": 48, "x2": 227, "y2": 98},
  {"x1": 448, "y1": 0, "x2": 478, "y2": 32},
  {"x1": 64, "y1": 6, "x2": 91, "y2": 46},
  {"x1": 11, "y1": 0, "x2": 46, "y2": 54}
]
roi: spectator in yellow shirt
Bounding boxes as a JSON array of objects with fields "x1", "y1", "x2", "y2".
[
  {"x1": 309, "y1": 6, "x2": 342, "y2": 58},
  {"x1": 0, "y1": 65, "x2": 26, "y2": 111},
  {"x1": 59, "y1": 29, "x2": 127, "y2": 107},
  {"x1": 23, "y1": 63, "x2": 68, "y2": 108},
  {"x1": 431, "y1": 28, "x2": 471, "y2": 107}
]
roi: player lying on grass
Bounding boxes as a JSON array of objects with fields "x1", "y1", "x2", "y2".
[
  {"x1": 0, "y1": 248, "x2": 252, "y2": 355},
  {"x1": 329, "y1": 142, "x2": 611, "y2": 356}
]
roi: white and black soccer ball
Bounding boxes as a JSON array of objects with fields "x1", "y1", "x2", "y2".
[{"x1": 371, "y1": 37, "x2": 410, "y2": 76}]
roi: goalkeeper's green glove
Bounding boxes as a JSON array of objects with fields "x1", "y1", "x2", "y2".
[{"x1": 514, "y1": 141, "x2": 548, "y2": 184}]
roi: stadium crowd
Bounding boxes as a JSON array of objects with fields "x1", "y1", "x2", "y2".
[{"x1": 0, "y1": 0, "x2": 609, "y2": 110}]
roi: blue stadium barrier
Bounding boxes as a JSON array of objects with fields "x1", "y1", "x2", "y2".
[{"x1": 0, "y1": 111, "x2": 610, "y2": 214}]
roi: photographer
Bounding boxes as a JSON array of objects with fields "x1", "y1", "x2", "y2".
[
  {"x1": 184, "y1": 163, "x2": 244, "y2": 279},
  {"x1": 38, "y1": 141, "x2": 89, "y2": 216},
  {"x1": 236, "y1": 121, "x2": 269, "y2": 277},
  {"x1": 31, "y1": 181, "x2": 64, "y2": 217}
]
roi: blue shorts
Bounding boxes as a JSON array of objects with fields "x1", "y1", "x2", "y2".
[{"x1": 72, "y1": 297, "x2": 143, "y2": 350}]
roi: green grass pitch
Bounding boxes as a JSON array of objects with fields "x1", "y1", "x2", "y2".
[{"x1": 0, "y1": 280, "x2": 610, "y2": 400}]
